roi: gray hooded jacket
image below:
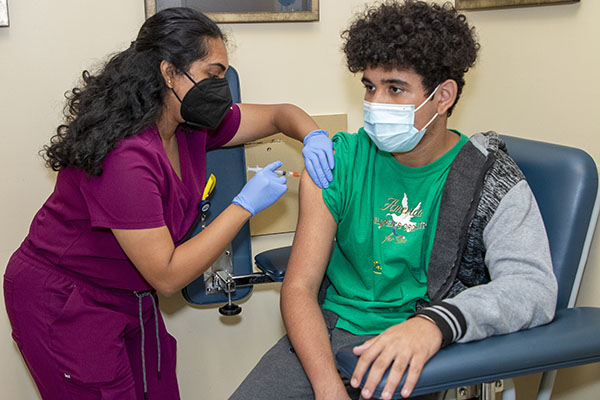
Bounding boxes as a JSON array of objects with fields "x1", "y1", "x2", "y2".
[{"x1": 413, "y1": 131, "x2": 558, "y2": 346}]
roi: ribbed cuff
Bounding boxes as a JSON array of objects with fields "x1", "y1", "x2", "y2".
[{"x1": 410, "y1": 301, "x2": 467, "y2": 347}]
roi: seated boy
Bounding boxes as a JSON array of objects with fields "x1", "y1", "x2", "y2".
[{"x1": 231, "y1": 1, "x2": 557, "y2": 399}]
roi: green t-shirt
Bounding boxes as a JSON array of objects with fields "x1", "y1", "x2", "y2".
[{"x1": 322, "y1": 128, "x2": 468, "y2": 335}]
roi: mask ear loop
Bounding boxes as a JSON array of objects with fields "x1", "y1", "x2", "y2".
[
  {"x1": 421, "y1": 111, "x2": 439, "y2": 131},
  {"x1": 170, "y1": 70, "x2": 199, "y2": 103},
  {"x1": 182, "y1": 70, "x2": 198, "y2": 85},
  {"x1": 415, "y1": 84, "x2": 441, "y2": 131},
  {"x1": 171, "y1": 87, "x2": 183, "y2": 103},
  {"x1": 415, "y1": 84, "x2": 441, "y2": 112}
]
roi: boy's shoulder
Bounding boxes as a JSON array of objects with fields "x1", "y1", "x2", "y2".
[{"x1": 331, "y1": 128, "x2": 373, "y2": 154}]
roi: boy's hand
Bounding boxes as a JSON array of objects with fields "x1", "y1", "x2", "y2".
[{"x1": 350, "y1": 317, "x2": 442, "y2": 399}]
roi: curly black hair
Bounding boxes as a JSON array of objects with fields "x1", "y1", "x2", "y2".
[
  {"x1": 342, "y1": 0, "x2": 479, "y2": 116},
  {"x1": 42, "y1": 7, "x2": 224, "y2": 176}
]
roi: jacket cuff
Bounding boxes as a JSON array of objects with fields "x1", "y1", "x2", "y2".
[{"x1": 410, "y1": 301, "x2": 467, "y2": 347}]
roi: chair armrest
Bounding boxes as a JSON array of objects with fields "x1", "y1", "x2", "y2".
[
  {"x1": 335, "y1": 307, "x2": 600, "y2": 398},
  {"x1": 254, "y1": 246, "x2": 292, "y2": 283}
]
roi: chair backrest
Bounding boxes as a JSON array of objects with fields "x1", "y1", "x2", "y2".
[
  {"x1": 501, "y1": 135, "x2": 599, "y2": 310},
  {"x1": 182, "y1": 66, "x2": 254, "y2": 305}
]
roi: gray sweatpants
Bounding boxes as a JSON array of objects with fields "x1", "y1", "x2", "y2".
[{"x1": 229, "y1": 310, "x2": 444, "y2": 400}]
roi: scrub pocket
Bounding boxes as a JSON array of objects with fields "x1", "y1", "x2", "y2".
[{"x1": 48, "y1": 285, "x2": 132, "y2": 391}]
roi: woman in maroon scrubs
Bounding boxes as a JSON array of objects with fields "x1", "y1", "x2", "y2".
[{"x1": 4, "y1": 7, "x2": 333, "y2": 399}]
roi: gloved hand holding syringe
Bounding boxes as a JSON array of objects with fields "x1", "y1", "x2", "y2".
[
  {"x1": 247, "y1": 165, "x2": 301, "y2": 177},
  {"x1": 233, "y1": 161, "x2": 290, "y2": 217}
]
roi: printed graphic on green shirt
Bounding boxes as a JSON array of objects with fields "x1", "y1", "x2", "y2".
[{"x1": 377, "y1": 193, "x2": 426, "y2": 246}]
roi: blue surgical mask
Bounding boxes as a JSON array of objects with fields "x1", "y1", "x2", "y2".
[{"x1": 363, "y1": 85, "x2": 440, "y2": 153}]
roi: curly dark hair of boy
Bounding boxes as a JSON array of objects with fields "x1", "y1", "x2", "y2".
[
  {"x1": 342, "y1": 0, "x2": 479, "y2": 116},
  {"x1": 42, "y1": 7, "x2": 224, "y2": 176}
]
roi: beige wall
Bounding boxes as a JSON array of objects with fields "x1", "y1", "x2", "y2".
[
  {"x1": 1, "y1": 0, "x2": 599, "y2": 399},
  {"x1": 1, "y1": 2, "x2": 145, "y2": 398}
]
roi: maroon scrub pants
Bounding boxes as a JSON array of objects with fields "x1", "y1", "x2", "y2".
[{"x1": 4, "y1": 249, "x2": 180, "y2": 399}]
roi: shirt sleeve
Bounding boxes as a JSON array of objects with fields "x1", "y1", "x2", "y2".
[
  {"x1": 322, "y1": 132, "x2": 352, "y2": 223},
  {"x1": 206, "y1": 103, "x2": 241, "y2": 150},
  {"x1": 80, "y1": 140, "x2": 167, "y2": 230}
]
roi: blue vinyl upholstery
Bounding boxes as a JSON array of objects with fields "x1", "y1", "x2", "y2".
[
  {"x1": 254, "y1": 247, "x2": 290, "y2": 282},
  {"x1": 182, "y1": 66, "x2": 255, "y2": 305},
  {"x1": 501, "y1": 135, "x2": 598, "y2": 310},
  {"x1": 335, "y1": 135, "x2": 600, "y2": 398}
]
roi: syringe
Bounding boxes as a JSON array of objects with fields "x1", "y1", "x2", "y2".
[{"x1": 247, "y1": 166, "x2": 301, "y2": 177}]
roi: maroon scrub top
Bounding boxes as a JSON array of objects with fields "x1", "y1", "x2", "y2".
[{"x1": 19, "y1": 105, "x2": 241, "y2": 291}]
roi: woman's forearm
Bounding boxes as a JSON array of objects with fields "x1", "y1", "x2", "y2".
[
  {"x1": 114, "y1": 203, "x2": 252, "y2": 297},
  {"x1": 272, "y1": 103, "x2": 319, "y2": 142},
  {"x1": 229, "y1": 103, "x2": 319, "y2": 146}
]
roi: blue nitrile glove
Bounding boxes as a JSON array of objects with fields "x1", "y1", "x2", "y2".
[
  {"x1": 232, "y1": 160, "x2": 288, "y2": 216},
  {"x1": 302, "y1": 129, "x2": 334, "y2": 189}
]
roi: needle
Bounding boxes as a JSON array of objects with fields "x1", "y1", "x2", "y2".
[{"x1": 247, "y1": 166, "x2": 301, "y2": 177}]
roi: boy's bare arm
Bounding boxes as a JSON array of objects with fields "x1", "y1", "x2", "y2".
[{"x1": 280, "y1": 170, "x2": 348, "y2": 400}]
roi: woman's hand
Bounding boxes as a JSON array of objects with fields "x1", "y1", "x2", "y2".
[
  {"x1": 232, "y1": 160, "x2": 287, "y2": 216},
  {"x1": 302, "y1": 129, "x2": 334, "y2": 188},
  {"x1": 350, "y1": 317, "x2": 442, "y2": 400}
]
